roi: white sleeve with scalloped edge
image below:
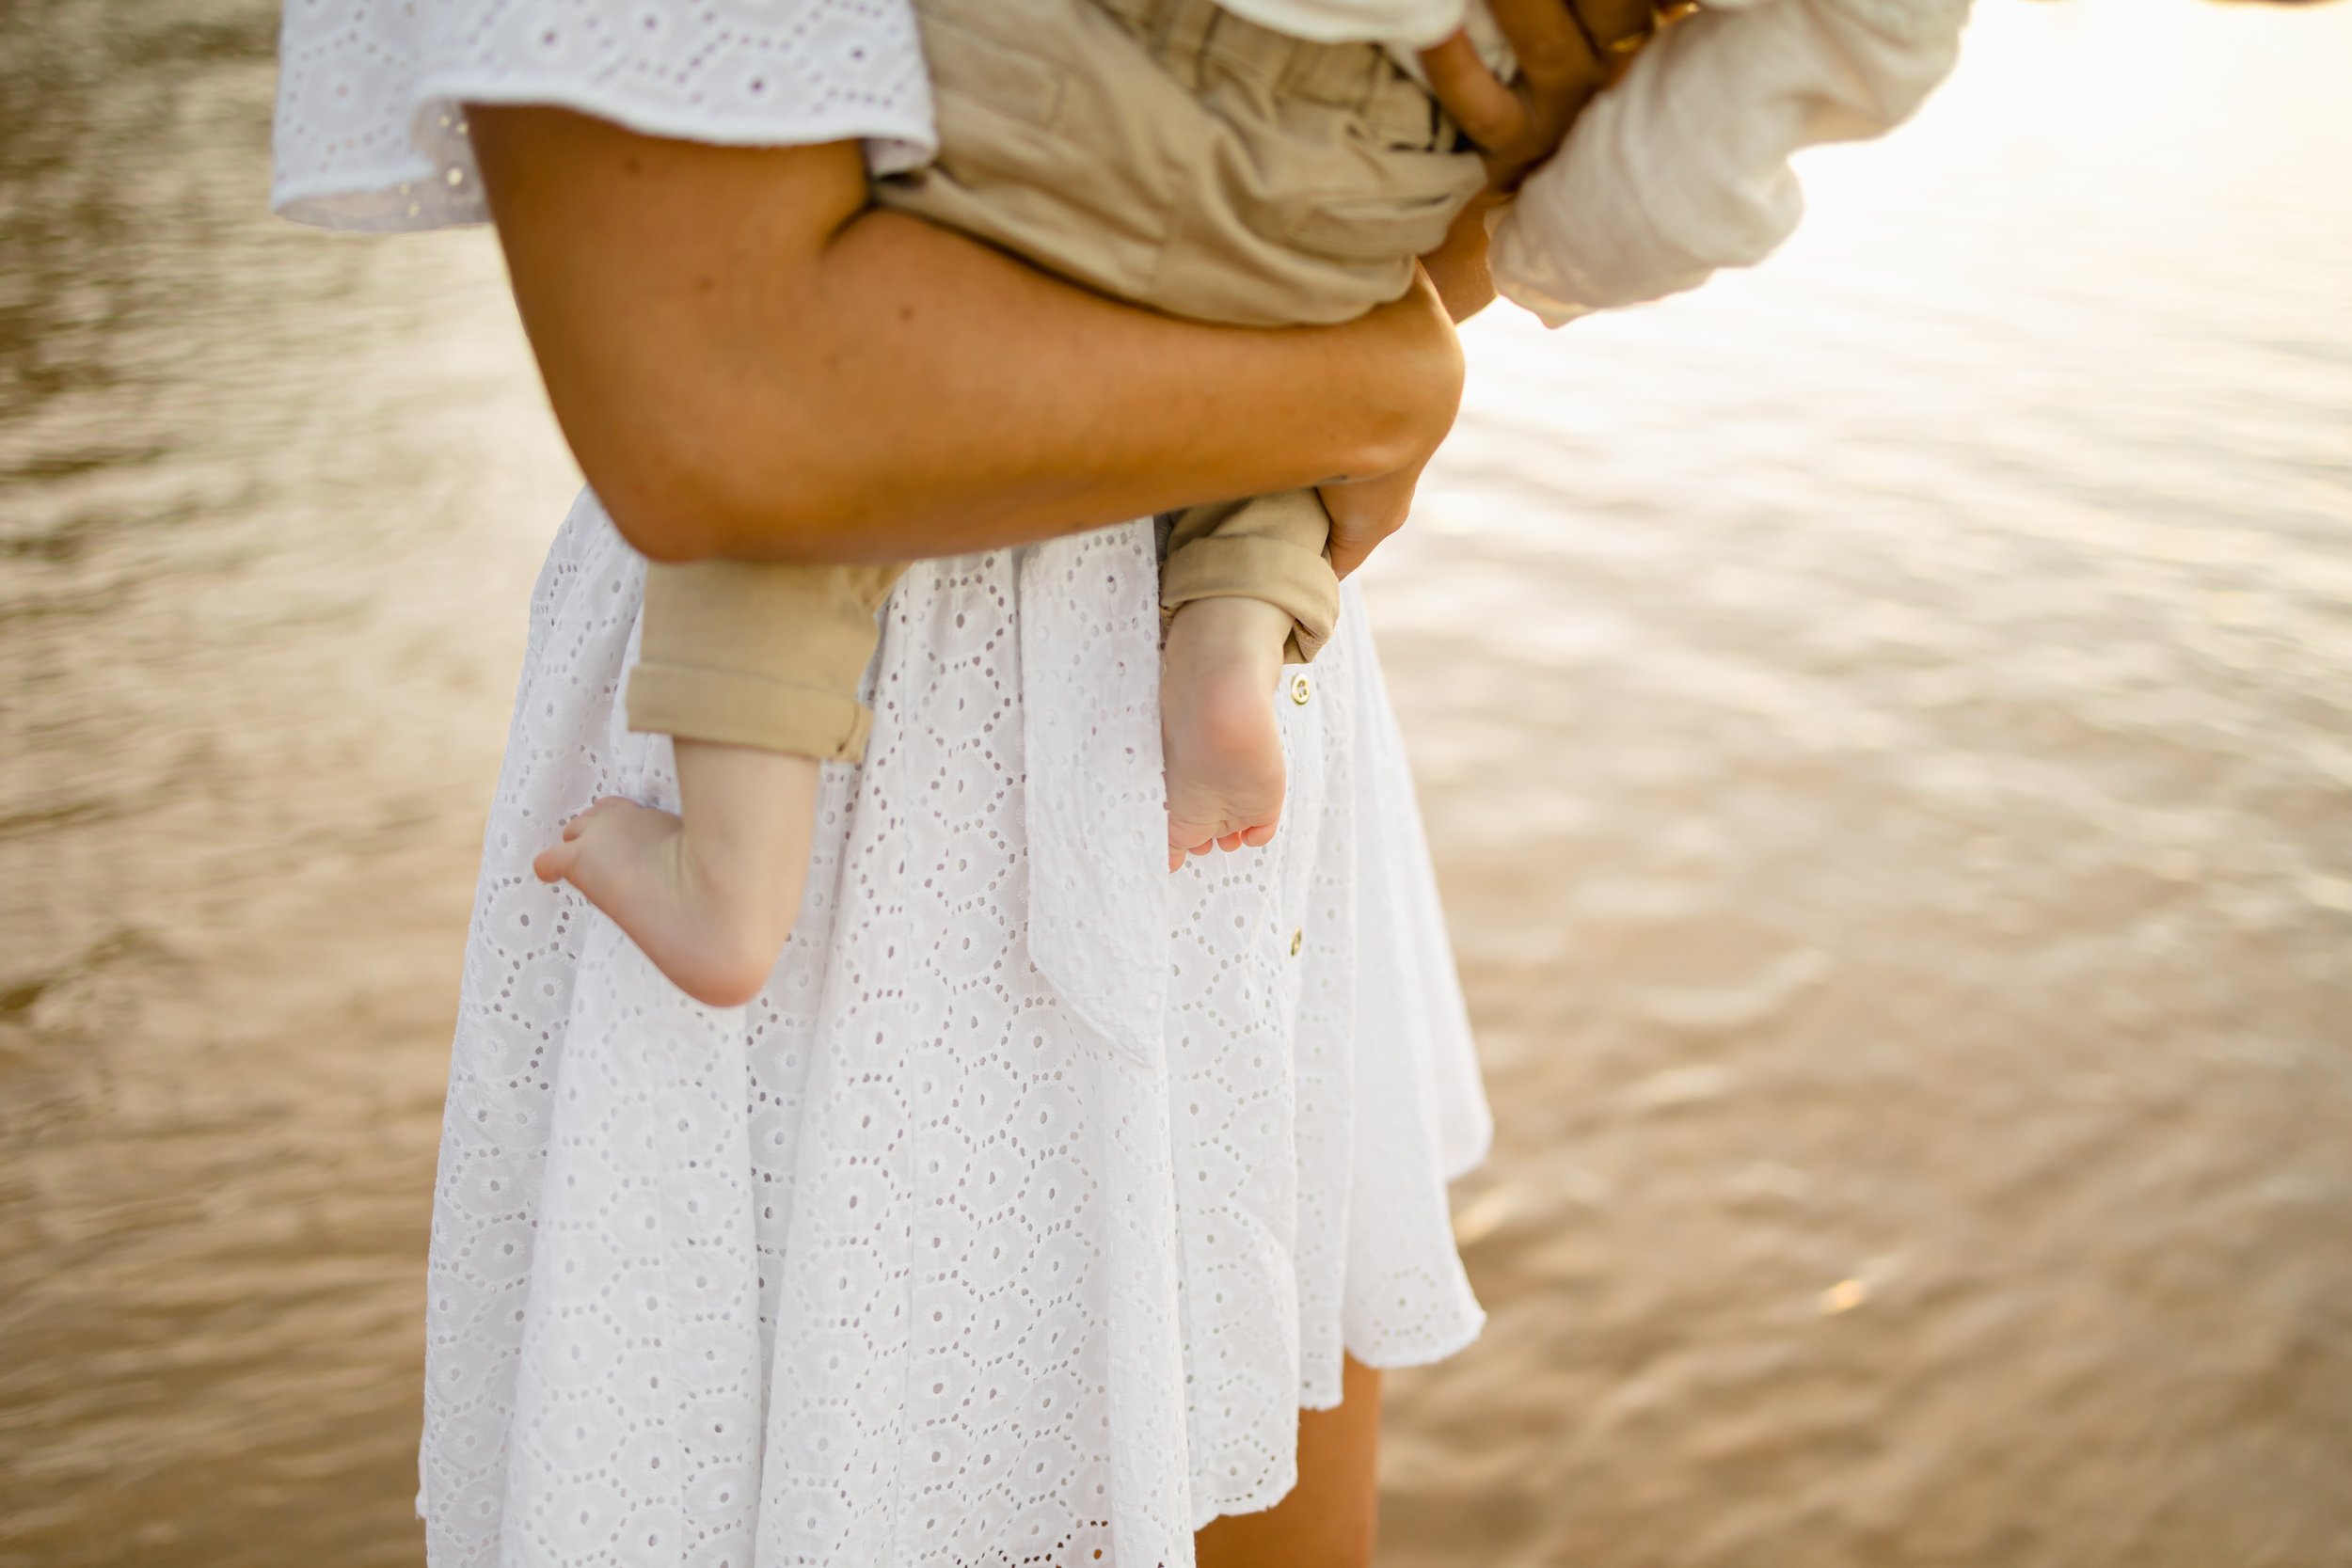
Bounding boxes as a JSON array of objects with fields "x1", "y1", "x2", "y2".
[{"x1": 271, "y1": 0, "x2": 939, "y2": 234}]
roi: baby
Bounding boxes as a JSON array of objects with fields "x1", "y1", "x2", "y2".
[{"x1": 534, "y1": 0, "x2": 1970, "y2": 1007}]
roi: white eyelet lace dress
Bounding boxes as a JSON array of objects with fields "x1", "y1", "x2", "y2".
[{"x1": 273, "y1": 5, "x2": 1490, "y2": 1564}]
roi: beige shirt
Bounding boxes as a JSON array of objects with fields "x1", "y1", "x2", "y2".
[
  {"x1": 1489, "y1": 0, "x2": 1971, "y2": 325},
  {"x1": 1228, "y1": 0, "x2": 1968, "y2": 326}
]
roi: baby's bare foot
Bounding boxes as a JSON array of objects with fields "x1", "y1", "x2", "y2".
[
  {"x1": 532, "y1": 745, "x2": 820, "y2": 1006},
  {"x1": 1162, "y1": 596, "x2": 1294, "y2": 872}
]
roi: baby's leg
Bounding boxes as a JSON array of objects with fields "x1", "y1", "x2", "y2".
[
  {"x1": 866, "y1": 0, "x2": 1471, "y2": 867},
  {"x1": 1160, "y1": 595, "x2": 1295, "y2": 871},
  {"x1": 1159, "y1": 489, "x2": 1340, "y2": 870},
  {"x1": 534, "y1": 743, "x2": 820, "y2": 1007},
  {"x1": 534, "y1": 558, "x2": 900, "y2": 1007}
]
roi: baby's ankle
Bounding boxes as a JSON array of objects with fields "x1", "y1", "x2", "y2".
[
  {"x1": 1165, "y1": 596, "x2": 1293, "y2": 689},
  {"x1": 672, "y1": 739, "x2": 823, "y2": 907},
  {"x1": 1159, "y1": 597, "x2": 1294, "y2": 865}
]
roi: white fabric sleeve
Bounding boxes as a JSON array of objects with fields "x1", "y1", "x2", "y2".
[
  {"x1": 1226, "y1": 0, "x2": 1468, "y2": 49},
  {"x1": 1488, "y1": 0, "x2": 1969, "y2": 327},
  {"x1": 272, "y1": 0, "x2": 939, "y2": 233}
]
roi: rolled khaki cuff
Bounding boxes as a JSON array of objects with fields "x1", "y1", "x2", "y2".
[
  {"x1": 1159, "y1": 489, "x2": 1341, "y2": 665},
  {"x1": 629, "y1": 558, "x2": 905, "y2": 763},
  {"x1": 626, "y1": 661, "x2": 874, "y2": 762}
]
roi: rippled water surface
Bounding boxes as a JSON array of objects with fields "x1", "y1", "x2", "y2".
[{"x1": 3, "y1": 2, "x2": 2348, "y2": 1564}]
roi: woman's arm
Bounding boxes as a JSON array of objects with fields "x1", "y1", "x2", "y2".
[{"x1": 469, "y1": 107, "x2": 1464, "y2": 565}]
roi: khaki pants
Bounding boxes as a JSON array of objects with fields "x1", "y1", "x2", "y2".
[{"x1": 629, "y1": 0, "x2": 1485, "y2": 759}]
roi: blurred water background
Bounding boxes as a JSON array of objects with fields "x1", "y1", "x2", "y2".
[{"x1": 2, "y1": 0, "x2": 2348, "y2": 1563}]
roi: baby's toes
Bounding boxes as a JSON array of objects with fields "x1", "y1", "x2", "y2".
[{"x1": 532, "y1": 837, "x2": 580, "y2": 884}]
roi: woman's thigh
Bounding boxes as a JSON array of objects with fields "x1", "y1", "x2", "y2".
[{"x1": 1193, "y1": 1356, "x2": 1382, "y2": 1568}]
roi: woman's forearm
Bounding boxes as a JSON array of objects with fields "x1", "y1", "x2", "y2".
[{"x1": 469, "y1": 106, "x2": 1462, "y2": 564}]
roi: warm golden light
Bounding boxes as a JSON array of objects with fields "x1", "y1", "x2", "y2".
[{"x1": 4, "y1": 1, "x2": 2347, "y2": 1563}]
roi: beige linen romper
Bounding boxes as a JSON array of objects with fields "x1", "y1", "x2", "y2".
[{"x1": 629, "y1": 0, "x2": 1477, "y2": 759}]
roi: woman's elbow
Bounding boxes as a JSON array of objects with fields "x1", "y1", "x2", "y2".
[
  {"x1": 536, "y1": 327, "x2": 857, "y2": 562},
  {"x1": 583, "y1": 453, "x2": 730, "y2": 562},
  {"x1": 586, "y1": 431, "x2": 848, "y2": 566},
  {"x1": 600, "y1": 496, "x2": 718, "y2": 563},
  {"x1": 598, "y1": 482, "x2": 798, "y2": 566}
]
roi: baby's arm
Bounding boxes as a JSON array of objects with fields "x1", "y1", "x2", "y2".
[{"x1": 1488, "y1": 0, "x2": 1971, "y2": 325}]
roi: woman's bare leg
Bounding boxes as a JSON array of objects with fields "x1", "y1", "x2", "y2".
[{"x1": 1194, "y1": 1357, "x2": 1383, "y2": 1568}]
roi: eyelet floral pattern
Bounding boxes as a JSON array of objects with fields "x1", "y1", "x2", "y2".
[{"x1": 422, "y1": 499, "x2": 1488, "y2": 1568}]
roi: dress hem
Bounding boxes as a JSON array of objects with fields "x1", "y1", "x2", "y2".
[{"x1": 1184, "y1": 1305, "x2": 1490, "y2": 1532}]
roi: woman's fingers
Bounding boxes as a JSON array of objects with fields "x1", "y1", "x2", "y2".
[
  {"x1": 1321, "y1": 468, "x2": 1415, "y2": 580},
  {"x1": 1486, "y1": 0, "x2": 1604, "y2": 90},
  {"x1": 1417, "y1": 31, "x2": 1527, "y2": 153},
  {"x1": 1331, "y1": 515, "x2": 1403, "y2": 580},
  {"x1": 1422, "y1": 1, "x2": 1621, "y2": 194}
]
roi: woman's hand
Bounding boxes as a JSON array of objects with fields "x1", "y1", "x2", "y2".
[
  {"x1": 1316, "y1": 248, "x2": 1484, "y2": 578},
  {"x1": 1415, "y1": 0, "x2": 1676, "y2": 313},
  {"x1": 1321, "y1": 3, "x2": 1670, "y2": 577},
  {"x1": 1318, "y1": 163, "x2": 1525, "y2": 577},
  {"x1": 1419, "y1": 1, "x2": 1651, "y2": 199}
]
